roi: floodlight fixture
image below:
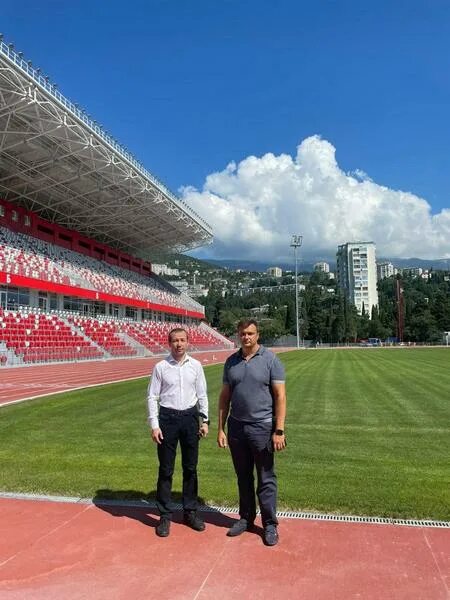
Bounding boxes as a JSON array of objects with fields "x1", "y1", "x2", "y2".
[{"x1": 290, "y1": 234, "x2": 303, "y2": 348}]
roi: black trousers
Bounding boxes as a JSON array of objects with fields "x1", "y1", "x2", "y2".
[
  {"x1": 156, "y1": 406, "x2": 199, "y2": 519},
  {"x1": 227, "y1": 416, "x2": 278, "y2": 528}
]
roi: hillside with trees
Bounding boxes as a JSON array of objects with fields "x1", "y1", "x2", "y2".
[{"x1": 200, "y1": 271, "x2": 450, "y2": 344}]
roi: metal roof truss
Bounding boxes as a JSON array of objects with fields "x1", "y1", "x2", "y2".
[{"x1": 0, "y1": 47, "x2": 212, "y2": 257}]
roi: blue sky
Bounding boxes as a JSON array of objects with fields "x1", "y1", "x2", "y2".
[{"x1": 3, "y1": 1, "x2": 450, "y2": 259}]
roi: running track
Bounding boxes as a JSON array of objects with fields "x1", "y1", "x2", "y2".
[
  {"x1": 0, "y1": 350, "x2": 236, "y2": 406},
  {"x1": 0, "y1": 348, "x2": 294, "y2": 406}
]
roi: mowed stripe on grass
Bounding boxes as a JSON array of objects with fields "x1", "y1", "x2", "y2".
[
  {"x1": 280, "y1": 349, "x2": 450, "y2": 519},
  {"x1": 0, "y1": 348, "x2": 449, "y2": 520}
]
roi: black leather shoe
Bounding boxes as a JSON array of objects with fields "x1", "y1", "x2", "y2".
[
  {"x1": 263, "y1": 525, "x2": 279, "y2": 546},
  {"x1": 226, "y1": 518, "x2": 253, "y2": 537},
  {"x1": 184, "y1": 512, "x2": 205, "y2": 531},
  {"x1": 156, "y1": 517, "x2": 171, "y2": 537}
]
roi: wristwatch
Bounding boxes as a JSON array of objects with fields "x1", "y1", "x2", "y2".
[
  {"x1": 274, "y1": 429, "x2": 284, "y2": 435},
  {"x1": 199, "y1": 412, "x2": 209, "y2": 425}
]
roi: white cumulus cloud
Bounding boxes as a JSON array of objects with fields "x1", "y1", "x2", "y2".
[{"x1": 181, "y1": 136, "x2": 450, "y2": 261}]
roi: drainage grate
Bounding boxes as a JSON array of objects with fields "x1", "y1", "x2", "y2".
[
  {"x1": 1, "y1": 492, "x2": 448, "y2": 529},
  {"x1": 274, "y1": 511, "x2": 450, "y2": 528},
  {"x1": 203, "y1": 505, "x2": 449, "y2": 529}
]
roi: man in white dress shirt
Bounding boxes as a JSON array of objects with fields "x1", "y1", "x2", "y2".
[{"x1": 148, "y1": 327, "x2": 209, "y2": 537}]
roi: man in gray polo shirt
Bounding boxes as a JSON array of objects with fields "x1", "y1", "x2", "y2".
[{"x1": 217, "y1": 318, "x2": 287, "y2": 546}]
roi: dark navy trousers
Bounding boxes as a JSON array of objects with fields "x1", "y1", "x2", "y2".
[
  {"x1": 156, "y1": 406, "x2": 199, "y2": 519},
  {"x1": 227, "y1": 416, "x2": 278, "y2": 527}
]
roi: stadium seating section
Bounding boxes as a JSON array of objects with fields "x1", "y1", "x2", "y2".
[
  {"x1": 0, "y1": 309, "x2": 103, "y2": 364},
  {"x1": 0, "y1": 226, "x2": 233, "y2": 366},
  {"x1": 0, "y1": 227, "x2": 202, "y2": 312},
  {"x1": 0, "y1": 308, "x2": 231, "y2": 366}
]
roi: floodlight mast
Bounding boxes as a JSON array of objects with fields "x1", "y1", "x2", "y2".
[{"x1": 290, "y1": 234, "x2": 303, "y2": 349}]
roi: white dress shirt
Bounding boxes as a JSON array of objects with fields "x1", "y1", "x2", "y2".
[{"x1": 147, "y1": 353, "x2": 208, "y2": 429}]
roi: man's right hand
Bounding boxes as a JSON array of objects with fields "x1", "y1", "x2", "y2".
[
  {"x1": 217, "y1": 430, "x2": 228, "y2": 448},
  {"x1": 151, "y1": 428, "x2": 164, "y2": 444}
]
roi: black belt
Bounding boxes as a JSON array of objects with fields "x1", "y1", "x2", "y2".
[{"x1": 160, "y1": 406, "x2": 198, "y2": 416}]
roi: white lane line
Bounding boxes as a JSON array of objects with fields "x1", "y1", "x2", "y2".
[
  {"x1": 0, "y1": 374, "x2": 148, "y2": 407},
  {"x1": 0, "y1": 503, "x2": 91, "y2": 569}
]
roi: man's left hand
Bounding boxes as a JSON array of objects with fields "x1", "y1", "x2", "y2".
[{"x1": 272, "y1": 432, "x2": 286, "y2": 452}]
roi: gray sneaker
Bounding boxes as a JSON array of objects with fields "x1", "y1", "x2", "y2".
[
  {"x1": 227, "y1": 518, "x2": 253, "y2": 537},
  {"x1": 156, "y1": 517, "x2": 171, "y2": 537},
  {"x1": 263, "y1": 525, "x2": 279, "y2": 546},
  {"x1": 183, "y1": 511, "x2": 206, "y2": 532}
]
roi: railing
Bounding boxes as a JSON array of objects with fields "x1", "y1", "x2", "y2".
[{"x1": 0, "y1": 38, "x2": 212, "y2": 236}]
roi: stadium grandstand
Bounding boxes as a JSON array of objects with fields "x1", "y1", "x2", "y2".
[{"x1": 0, "y1": 37, "x2": 232, "y2": 366}]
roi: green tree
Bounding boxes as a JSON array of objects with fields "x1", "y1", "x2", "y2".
[
  {"x1": 431, "y1": 290, "x2": 450, "y2": 331},
  {"x1": 258, "y1": 318, "x2": 285, "y2": 344},
  {"x1": 404, "y1": 311, "x2": 440, "y2": 342},
  {"x1": 331, "y1": 295, "x2": 345, "y2": 342},
  {"x1": 356, "y1": 310, "x2": 370, "y2": 340},
  {"x1": 343, "y1": 295, "x2": 358, "y2": 342},
  {"x1": 284, "y1": 300, "x2": 296, "y2": 334},
  {"x1": 212, "y1": 295, "x2": 225, "y2": 328},
  {"x1": 368, "y1": 305, "x2": 390, "y2": 339},
  {"x1": 218, "y1": 308, "x2": 244, "y2": 336}
]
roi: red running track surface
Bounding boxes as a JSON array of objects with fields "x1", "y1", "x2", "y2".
[
  {"x1": 0, "y1": 497, "x2": 448, "y2": 599},
  {"x1": 0, "y1": 350, "x2": 236, "y2": 406}
]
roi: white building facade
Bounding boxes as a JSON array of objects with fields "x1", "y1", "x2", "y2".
[
  {"x1": 267, "y1": 267, "x2": 282, "y2": 278},
  {"x1": 377, "y1": 261, "x2": 396, "y2": 280},
  {"x1": 336, "y1": 242, "x2": 379, "y2": 315},
  {"x1": 152, "y1": 264, "x2": 180, "y2": 277},
  {"x1": 314, "y1": 261, "x2": 330, "y2": 273}
]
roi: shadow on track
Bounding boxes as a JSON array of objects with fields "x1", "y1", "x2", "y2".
[{"x1": 92, "y1": 488, "x2": 262, "y2": 537}]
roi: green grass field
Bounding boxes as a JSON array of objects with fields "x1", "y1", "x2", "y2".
[{"x1": 1, "y1": 348, "x2": 449, "y2": 520}]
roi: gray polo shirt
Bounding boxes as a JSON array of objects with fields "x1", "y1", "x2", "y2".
[{"x1": 223, "y1": 345, "x2": 285, "y2": 423}]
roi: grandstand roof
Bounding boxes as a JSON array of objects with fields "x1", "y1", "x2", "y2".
[{"x1": 0, "y1": 39, "x2": 213, "y2": 257}]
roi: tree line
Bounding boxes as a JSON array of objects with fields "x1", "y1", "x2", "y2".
[{"x1": 200, "y1": 271, "x2": 450, "y2": 344}]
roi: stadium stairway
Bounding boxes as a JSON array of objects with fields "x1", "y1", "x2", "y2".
[
  {"x1": 118, "y1": 322, "x2": 167, "y2": 355},
  {"x1": 198, "y1": 321, "x2": 234, "y2": 348},
  {"x1": 188, "y1": 322, "x2": 234, "y2": 351},
  {"x1": 116, "y1": 331, "x2": 152, "y2": 357},
  {"x1": 63, "y1": 317, "x2": 108, "y2": 359},
  {"x1": 67, "y1": 316, "x2": 138, "y2": 359},
  {"x1": 0, "y1": 341, "x2": 23, "y2": 367}
]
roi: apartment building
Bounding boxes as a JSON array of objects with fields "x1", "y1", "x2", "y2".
[
  {"x1": 336, "y1": 242, "x2": 379, "y2": 315},
  {"x1": 314, "y1": 261, "x2": 330, "y2": 273},
  {"x1": 267, "y1": 266, "x2": 282, "y2": 278},
  {"x1": 377, "y1": 261, "x2": 396, "y2": 280}
]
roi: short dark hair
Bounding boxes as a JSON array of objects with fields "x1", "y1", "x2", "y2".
[
  {"x1": 237, "y1": 318, "x2": 259, "y2": 332},
  {"x1": 168, "y1": 327, "x2": 189, "y2": 343}
]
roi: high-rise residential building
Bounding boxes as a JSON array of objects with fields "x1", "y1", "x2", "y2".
[
  {"x1": 314, "y1": 261, "x2": 330, "y2": 273},
  {"x1": 336, "y1": 242, "x2": 379, "y2": 316},
  {"x1": 377, "y1": 261, "x2": 396, "y2": 280},
  {"x1": 267, "y1": 266, "x2": 282, "y2": 278}
]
